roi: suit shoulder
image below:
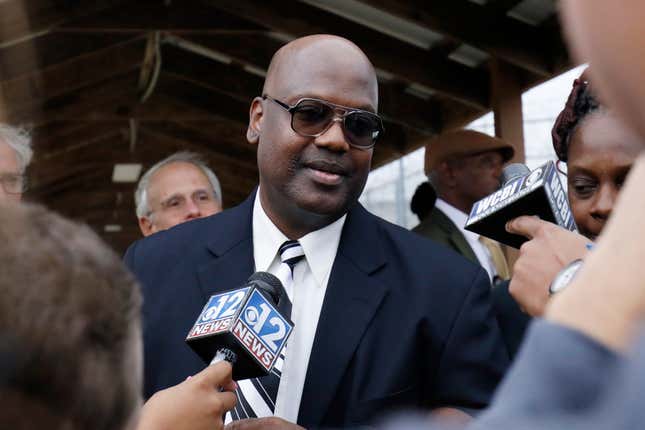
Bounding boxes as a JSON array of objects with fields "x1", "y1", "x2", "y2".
[
  {"x1": 123, "y1": 211, "x2": 230, "y2": 282},
  {"x1": 127, "y1": 214, "x2": 213, "y2": 257},
  {"x1": 376, "y1": 215, "x2": 480, "y2": 271}
]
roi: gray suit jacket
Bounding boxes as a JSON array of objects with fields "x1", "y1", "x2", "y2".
[
  {"x1": 412, "y1": 207, "x2": 478, "y2": 265},
  {"x1": 380, "y1": 319, "x2": 632, "y2": 430}
]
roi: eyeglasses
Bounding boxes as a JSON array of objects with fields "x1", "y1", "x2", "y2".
[
  {"x1": 0, "y1": 173, "x2": 27, "y2": 194},
  {"x1": 262, "y1": 95, "x2": 384, "y2": 149}
]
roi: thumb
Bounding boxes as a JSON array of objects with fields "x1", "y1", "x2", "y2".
[{"x1": 194, "y1": 361, "x2": 236, "y2": 391}]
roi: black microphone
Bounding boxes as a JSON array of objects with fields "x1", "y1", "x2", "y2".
[
  {"x1": 465, "y1": 160, "x2": 577, "y2": 248},
  {"x1": 185, "y1": 272, "x2": 294, "y2": 380}
]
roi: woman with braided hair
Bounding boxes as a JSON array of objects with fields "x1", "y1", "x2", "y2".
[
  {"x1": 550, "y1": 72, "x2": 642, "y2": 241},
  {"x1": 493, "y1": 72, "x2": 644, "y2": 359}
]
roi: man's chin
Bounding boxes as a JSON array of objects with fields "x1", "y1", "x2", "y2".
[{"x1": 295, "y1": 191, "x2": 351, "y2": 218}]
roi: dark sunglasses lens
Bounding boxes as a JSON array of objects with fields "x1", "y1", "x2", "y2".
[
  {"x1": 292, "y1": 100, "x2": 334, "y2": 135},
  {"x1": 345, "y1": 112, "x2": 381, "y2": 147}
]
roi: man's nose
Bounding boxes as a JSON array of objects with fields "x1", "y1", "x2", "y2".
[
  {"x1": 314, "y1": 119, "x2": 350, "y2": 152},
  {"x1": 184, "y1": 199, "x2": 202, "y2": 218}
]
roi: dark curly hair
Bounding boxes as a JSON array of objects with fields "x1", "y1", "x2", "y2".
[{"x1": 551, "y1": 71, "x2": 603, "y2": 162}]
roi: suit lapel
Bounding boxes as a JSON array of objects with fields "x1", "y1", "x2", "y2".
[
  {"x1": 196, "y1": 192, "x2": 256, "y2": 300},
  {"x1": 432, "y1": 208, "x2": 479, "y2": 265},
  {"x1": 298, "y1": 205, "x2": 388, "y2": 426}
]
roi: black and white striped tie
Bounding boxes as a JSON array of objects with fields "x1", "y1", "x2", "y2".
[{"x1": 228, "y1": 240, "x2": 304, "y2": 422}]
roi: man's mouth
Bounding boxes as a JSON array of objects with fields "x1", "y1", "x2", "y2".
[{"x1": 304, "y1": 160, "x2": 348, "y2": 186}]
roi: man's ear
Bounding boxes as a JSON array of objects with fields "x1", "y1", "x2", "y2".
[
  {"x1": 246, "y1": 97, "x2": 264, "y2": 145},
  {"x1": 138, "y1": 217, "x2": 155, "y2": 237}
]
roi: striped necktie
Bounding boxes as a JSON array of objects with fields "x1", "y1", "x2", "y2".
[{"x1": 228, "y1": 240, "x2": 304, "y2": 422}]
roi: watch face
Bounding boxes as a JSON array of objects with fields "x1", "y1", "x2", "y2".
[{"x1": 550, "y1": 259, "x2": 584, "y2": 295}]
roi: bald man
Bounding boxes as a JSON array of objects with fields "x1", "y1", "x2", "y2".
[{"x1": 125, "y1": 35, "x2": 508, "y2": 429}]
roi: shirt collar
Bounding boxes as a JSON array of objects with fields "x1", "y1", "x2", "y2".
[
  {"x1": 252, "y1": 189, "x2": 346, "y2": 287},
  {"x1": 435, "y1": 198, "x2": 480, "y2": 242}
]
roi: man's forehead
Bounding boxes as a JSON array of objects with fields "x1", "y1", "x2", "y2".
[
  {"x1": 264, "y1": 36, "x2": 378, "y2": 109},
  {"x1": 0, "y1": 140, "x2": 19, "y2": 170}
]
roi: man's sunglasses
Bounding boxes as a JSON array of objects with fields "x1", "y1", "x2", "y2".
[{"x1": 262, "y1": 95, "x2": 384, "y2": 149}]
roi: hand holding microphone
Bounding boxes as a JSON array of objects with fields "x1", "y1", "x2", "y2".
[
  {"x1": 506, "y1": 216, "x2": 592, "y2": 316},
  {"x1": 465, "y1": 161, "x2": 577, "y2": 248},
  {"x1": 137, "y1": 272, "x2": 294, "y2": 430},
  {"x1": 137, "y1": 361, "x2": 237, "y2": 430}
]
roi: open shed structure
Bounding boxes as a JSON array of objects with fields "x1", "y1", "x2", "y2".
[{"x1": 0, "y1": 0, "x2": 571, "y2": 252}]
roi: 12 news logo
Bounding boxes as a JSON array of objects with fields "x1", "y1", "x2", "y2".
[{"x1": 187, "y1": 288, "x2": 293, "y2": 371}]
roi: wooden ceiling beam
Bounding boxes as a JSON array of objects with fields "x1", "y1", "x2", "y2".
[
  {"x1": 1, "y1": 38, "x2": 146, "y2": 112},
  {"x1": 1, "y1": 71, "x2": 140, "y2": 125},
  {"x1": 204, "y1": 0, "x2": 490, "y2": 109},
  {"x1": 57, "y1": 0, "x2": 263, "y2": 34},
  {"x1": 486, "y1": 0, "x2": 525, "y2": 14},
  {"x1": 154, "y1": 72, "x2": 251, "y2": 125},
  {"x1": 0, "y1": 33, "x2": 139, "y2": 82},
  {"x1": 31, "y1": 125, "x2": 257, "y2": 178},
  {"x1": 31, "y1": 120, "x2": 128, "y2": 154},
  {"x1": 0, "y1": 0, "x2": 126, "y2": 46},
  {"x1": 3, "y1": 70, "x2": 244, "y2": 126},
  {"x1": 364, "y1": 0, "x2": 557, "y2": 76}
]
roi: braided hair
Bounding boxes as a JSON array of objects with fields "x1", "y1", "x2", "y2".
[{"x1": 551, "y1": 71, "x2": 603, "y2": 162}]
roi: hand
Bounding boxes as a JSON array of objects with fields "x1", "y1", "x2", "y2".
[
  {"x1": 225, "y1": 417, "x2": 305, "y2": 430},
  {"x1": 137, "y1": 361, "x2": 237, "y2": 430},
  {"x1": 547, "y1": 154, "x2": 645, "y2": 351},
  {"x1": 430, "y1": 407, "x2": 472, "y2": 426},
  {"x1": 506, "y1": 216, "x2": 592, "y2": 317}
]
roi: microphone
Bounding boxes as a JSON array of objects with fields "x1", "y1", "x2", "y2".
[
  {"x1": 465, "y1": 160, "x2": 577, "y2": 248},
  {"x1": 185, "y1": 272, "x2": 294, "y2": 380}
]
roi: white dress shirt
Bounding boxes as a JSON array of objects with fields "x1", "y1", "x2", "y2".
[
  {"x1": 434, "y1": 198, "x2": 497, "y2": 281},
  {"x1": 252, "y1": 191, "x2": 346, "y2": 422}
]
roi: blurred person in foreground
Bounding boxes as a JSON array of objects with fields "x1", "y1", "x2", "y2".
[
  {"x1": 0, "y1": 203, "x2": 236, "y2": 430},
  {"x1": 416, "y1": 129, "x2": 515, "y2": 284},
  {"x1": 135, "y1": 151, "x2": 223, "y2": 236},
  {"x1": 0, "y1": 124, "x2": 32, "y2": 203}
]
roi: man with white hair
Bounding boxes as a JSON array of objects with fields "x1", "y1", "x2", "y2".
[
  {"x1": 135, "y1": 151, "x2": 222, "y2": 236},
  {"x1": 0, "y1": 124, "x2": 32, "y2": 202}
]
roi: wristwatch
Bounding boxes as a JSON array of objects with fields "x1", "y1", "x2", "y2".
[{"x1": 549, "y1": 259, "x2": 584, "y2": 295}]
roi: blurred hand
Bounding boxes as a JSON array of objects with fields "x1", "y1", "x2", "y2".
[
  {"x1": 137, "y1": 361, "x2": 237, "y2": 430},
  {"x1": 506, "y1": 216, "x2": 592, "y2": 317},
  {"x1": 225, "y1": 417, "x2": 305, "y2": 430}
]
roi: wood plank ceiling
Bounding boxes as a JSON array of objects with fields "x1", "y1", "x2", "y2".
[{"x1": 0, "y1": 0, "x2": 570, "y2": 253}]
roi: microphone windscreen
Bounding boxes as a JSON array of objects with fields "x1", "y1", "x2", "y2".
[
  {"x1": 248, "y1": 272, "x2": 283, "y2": 304},
  {"x1": 501, "y1": 163, "x2": 531, "y2": 186}
]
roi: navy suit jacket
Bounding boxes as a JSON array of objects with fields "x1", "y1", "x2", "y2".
[{"x1": 124, "y1": 192, "x2": 509, "y2": 428}]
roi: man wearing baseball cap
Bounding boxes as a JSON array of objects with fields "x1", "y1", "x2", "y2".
[{"x1": 413, "y1": 129, "x2": 515, "y2": 284}]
